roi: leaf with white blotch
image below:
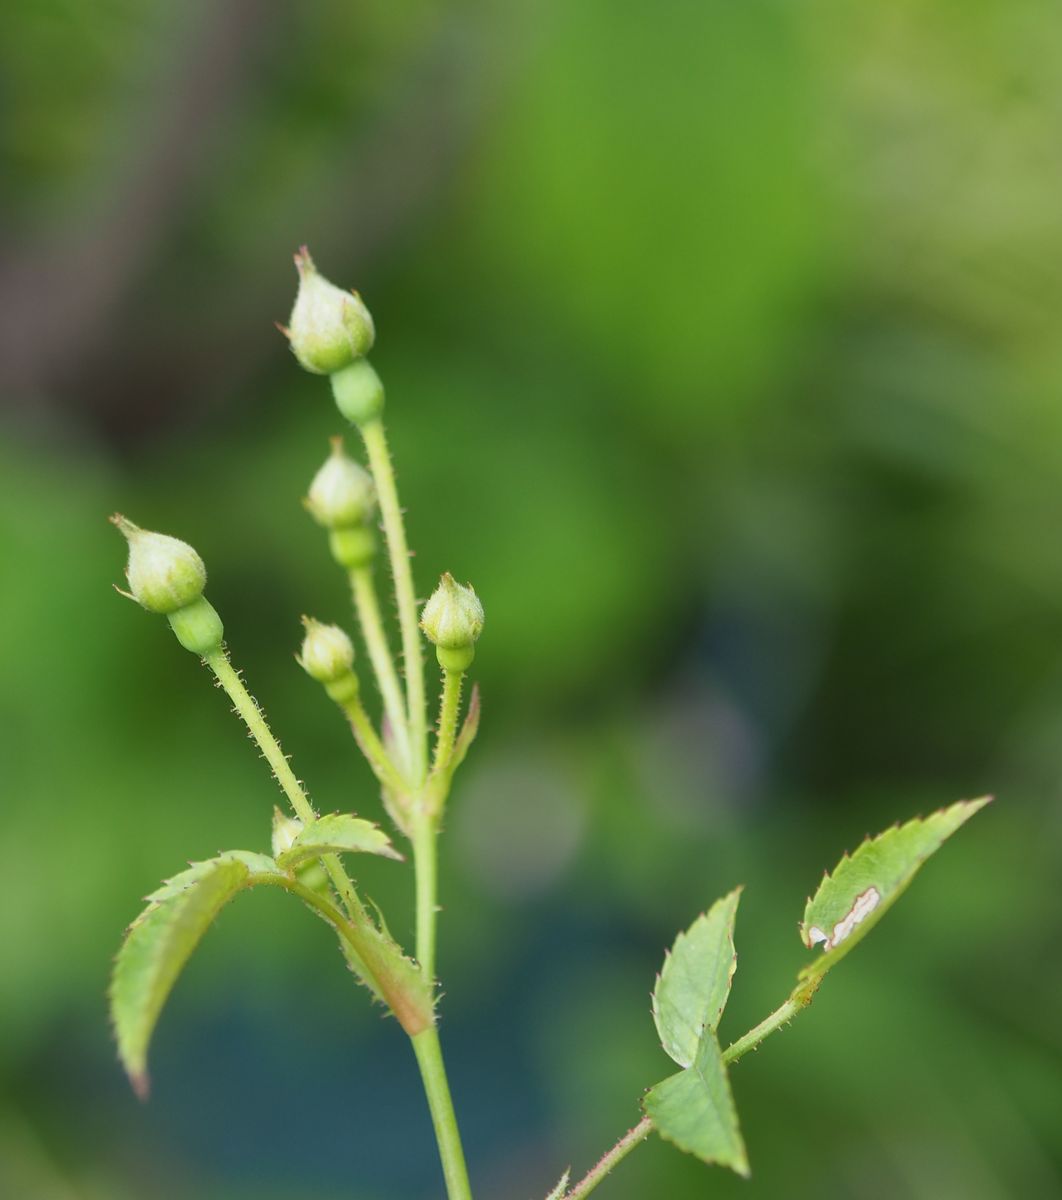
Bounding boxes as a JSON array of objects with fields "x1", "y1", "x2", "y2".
[
  {"x1": 543, "y1": 1169, "x2": 569, "y2": 1199},
  {"x1": 794, "y1": 797, "x2": 991, "y2": 999},
  {"x1": 643, "y1": 1031, "x2": 749, "y2": 1177},
  {"x1": 653, "y1": 888, "x2": 740, "y2": 1067},
  {"x1": 111, "y1": 852, "x2": 284, "y2": 1097},
  {"x1": 275, "y1": 812, "x2": 402, "y2": 871}
]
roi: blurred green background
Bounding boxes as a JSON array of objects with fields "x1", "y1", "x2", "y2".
[{"x1": 2, "y1": 1, "x2": 1061, "y2": 1197}]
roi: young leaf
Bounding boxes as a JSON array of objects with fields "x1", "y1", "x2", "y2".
[
  {"x1": 652, "y1": 888, "x2": 740, "y2": 1067},
  {"x1": 643, "y1": 1032, "x2": 749, "y2": 1177},
  {"x1": 276, "y1": 812, "x2": 402, "y2": 871},
  {"x1": 795, "y1": 796, "x2": 991, "y2": 997},
  {"x1": 111, "y1": 854, "x2": 280, "y2": 1096}
]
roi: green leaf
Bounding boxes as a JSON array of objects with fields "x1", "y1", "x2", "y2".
[
  {"x1": 276, "y1": 812, "x2": 402, "y2": 871},
  {"x1": 795, "y1": 796, "x2": 991, "y2": 997},
  {"x1": 111, "y1": 854, "x2": 282, "y2": 1096},
  {"x1": 652, "y1": 888, "x2": 740, "y2": 1067},
  {"x1": 644, "y1": 1032, "x2": 749, "y2": 1177}
]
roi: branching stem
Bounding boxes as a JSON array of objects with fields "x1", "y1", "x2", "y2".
[
  {"x1": 558, "y1": 996, "x2": 807, "y2": 1199},
  {"x1": 205, "y1": 650, "x2": 366, "y2": 926},
  {"x1": 360, "y1": 417, "x2": 427, "y2": 780},
  {"x1": 349, "y1": 564, "x2": 412, "y2": 771}
]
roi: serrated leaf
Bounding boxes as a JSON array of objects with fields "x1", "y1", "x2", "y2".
[
  {"x1": 276, "y1": 812, "x2": 402, "y2": 871},
  {"x1": 796, "y1": 796, "x2": 991, "y2": 995},
  {"x1": 644, "y1": 1032, "x2": 749, "y2": 1177},
  {"x1": 652, "y1": 888, "x2": 740, "y2": 1067},
  {"x1": 543, "y1": 1169, "x2": 569, "y2": 1199},
  {"x1": 111, "y1": 856, "x2": 270, "y2": 1096}
]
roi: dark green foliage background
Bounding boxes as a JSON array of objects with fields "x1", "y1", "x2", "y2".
[{"x1": 1, "y1": 1, "x2": 1060, "y2": 1197}]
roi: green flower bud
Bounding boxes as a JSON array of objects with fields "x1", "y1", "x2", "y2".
[
  {"x1": 305, "y1": 438, "x2": 375, "y2": 529},
  {"x1": 166, "y1": 597, "x2": 224, "y2": 657},
  {"x1": 271, "y1": 807, "x2": 303, "y2": 858},
  {"x1": 420, "y1": 573, "x2": 484, "y2": 671},
  {"x1": 331, "y1": 359, "x2": 385, "y2": 425},
  {"x1": 286, "y1": 247, "x2": 374, "y2": 375},
  {"x1": 297, "y1": 617, "x2": 355, "y2": 684},
  {"x1": 111, "y1": 515, "x2": 207, "y2": 615}
]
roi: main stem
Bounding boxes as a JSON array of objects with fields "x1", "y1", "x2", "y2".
[
  {"x1": 412, "y1": 1028, "x2": 473, "y2": 1200},
  {"x1": 358, "y1": 412, "x2": 471, "y2": 1198},
  {"x1": 360, "y1": 418, "x2": 427, "y2": 780},
  {"x1": 561, "y1": 997, "x2": 805, "y2": 1200}
]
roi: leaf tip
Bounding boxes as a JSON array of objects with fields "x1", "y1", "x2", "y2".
[{"x1": 130, "y1": 1069, "x2": 150, "y2": 1101}]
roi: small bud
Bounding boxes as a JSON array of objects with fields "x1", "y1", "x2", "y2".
[
  {"x1": 331, "y1": 359, "x2": 385, "y2": 425},
  {"x1": 286, "y1": 247, "x2": 375, "y2": 375},
  {"x1": 111, "y1": 515, "x2": 207, "y2": 615},
  {"x1": 420, "y1": 573, "x2": 484, "y2": 671},
  {"x1": 305, "y1": 438, "x2": 375, "y2": 529},
  {"x1": 298, "y1": 617, "x2": 355, "y2": 684},
  {"x1": 271, "y1": 807, "x2": 303, "y2": 858}
]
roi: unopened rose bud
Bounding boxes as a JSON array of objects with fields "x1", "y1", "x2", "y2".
[
  {"x1": 420, "y1": 573, "x2": 484, "y2": 671},
  {"x1": 305, "y1": 438, "x2": 375, "y2": 530},
  {"x1": 286, "y1": 247, "x2": 374, "y2": 375},
  {"x1": 297, "y1": 618, "x2": 355, "y2": 683},
  {"x1": 110, "y1": 516, "x2": 223, "y2": 656},
  {"x1": 111, "y1": 515, "x2": 207, "y2": 615}
]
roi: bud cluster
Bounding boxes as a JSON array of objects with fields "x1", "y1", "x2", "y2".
[{"x1": 111, "y1": 516, "x2": 224, "y2": 657}]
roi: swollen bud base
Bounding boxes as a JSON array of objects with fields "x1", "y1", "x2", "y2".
[{"x1": 167, "y1": 598, "x2": 224, "y2": 657}]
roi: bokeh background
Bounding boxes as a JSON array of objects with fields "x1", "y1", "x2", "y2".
[{"x1": 2, "y1": 1, "x2": 1061, "y2": 1197}]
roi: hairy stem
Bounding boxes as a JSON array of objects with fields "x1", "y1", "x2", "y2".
[
  {"x1": 358, "y1": 417, "x2": 471, "y2": 1194},
  {"x1": 205, "y1": 650, "x2": 365, "y2": 925},
  {"x1": 565, "y1": 1119, "x2": 652, "y2": 1200},
  {"x1": 360, "y1": 418, "x2": 427, "y2": 781},
  {"x1": 558, "y1": 997, "x2": 806, "y2": 1199},
  {"x1": 335, "y1": 690, "x2": 406, "y2": 794},
  {"x1": 412, "y1": 1027, "x2": 473, "y2": 1200},
  {"x1": 349, "y1": 564, "x2": 412, "y2": 771},
  {"x1": 722, "y1": 998, "x2": 801, "y2": 1065},
  {"x1": 432, "y1": 668, "x2": 465, "y2": 777}
]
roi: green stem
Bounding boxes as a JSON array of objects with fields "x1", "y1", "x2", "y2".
[
  {"x1": 564, "y1": 1119, "x2": 652, "y2": 1200},
  {"x1": 432, "y1": 668, "x2": 465, "y2": 777},
  {"x1": 722, "y1": 998, "x2": 801, "y2": 1065},
  {"x1": 349, "y1": 565, "x2": 412, "y2": 771},
  {"x1": 360, "y1": 418, "x2": 427, "y2": 781},
  {"x1": 356, "y1": 418, "x2": 470, "y2": 1195},
  {"x1": 412, "y1": 816, "x2": 439, "y2": 984},
  {"x1": 558, "y1": 997, "x2": 805, "y2": 1200},
  {"x1": 335, "y1": 690, "x2": 406, "y2": 795},
  {"x1": 205, "y1": 650, "x2": 365, "y2": 925},
  {"x1": 412, "y1": 1027, "x2": 473, "y2": 1200}
]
